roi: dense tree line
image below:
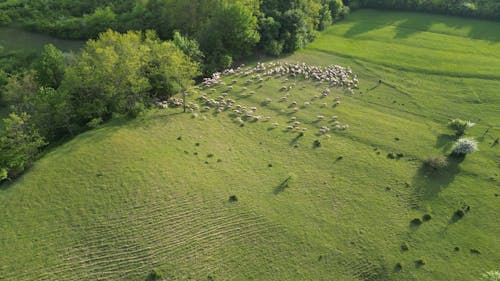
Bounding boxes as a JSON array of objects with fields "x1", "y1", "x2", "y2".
[
  {"x1": 0, "y1": 31, "x2": 199, "y2": 181},
  {"x1": 0, "y1": 0, "x2": 348, "y2": 72},
  {"x1": 348, "y1": 0, "x2": 500, "y2": 19}
]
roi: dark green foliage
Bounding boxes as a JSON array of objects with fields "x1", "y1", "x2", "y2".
[
  {"x1": 422, "y1": 214, "x2": 432, "y2": 221},
  {"x1": 228, "y1": 195, "x2": 238, "y2": 202}
]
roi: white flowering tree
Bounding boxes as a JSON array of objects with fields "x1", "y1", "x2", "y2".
[{"x1": 452, "y1": 137, "x2": 478, "y2": 155}]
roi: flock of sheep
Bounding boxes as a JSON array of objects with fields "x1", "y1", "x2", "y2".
[{"x1": 160, "y1": 62, "x2": 358, "y2": 136}]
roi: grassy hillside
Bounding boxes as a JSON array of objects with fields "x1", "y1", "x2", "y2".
[{"x1": 1, "y1": 9, "x2": 499, "y2": 281}]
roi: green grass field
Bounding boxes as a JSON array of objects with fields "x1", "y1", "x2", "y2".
[{"x1": 0, "y1": 10, "x2": 499, "y2": 281}]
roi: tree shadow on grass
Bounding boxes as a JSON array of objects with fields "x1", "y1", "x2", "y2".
[
  {"x1": 412, "y1": 155, "x2": 465, "y2": 201},
  {"x1": 289, "y1": 132, "x2": 304, "y2": 146},
  {"x1": 393, "y1": 17, "x2": 432, "y2": 39},
  {"x1": 435, "y1": 134, "x2": 456, "y2": 152},
  {"x1": 344, "y1": 19, "x2": 398, "y2": 38},
  {"x1": 273, "y1": 176, "x2": 291, "y2": 195}
]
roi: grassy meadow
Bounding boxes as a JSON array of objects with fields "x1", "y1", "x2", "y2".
[{"x1": 0, "y1": 9, "x2": 499, "y2": 281}]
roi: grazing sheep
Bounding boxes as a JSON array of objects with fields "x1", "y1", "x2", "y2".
[
  {"x1": 317, "y1": 115, "x2": 325, "y2": 120},
  {"x1": 321, "y1": 103, "x2": 327, "y2": 108},
  {"x1": 272, "y1": 122, "x2": 279, "y2": 127}
]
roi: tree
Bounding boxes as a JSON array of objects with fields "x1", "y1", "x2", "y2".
[
  {"x1": 61, "y1": 30, "x2": 199, "y2": 124},
  {"x1": 0, "y1": 112, "x2": 46, "y2": 181},
  {"x1": 173, "y1": 31, "x2": 205, "y2": 64},
  {"x1": 452, "y1": 137, "x2": 479, "y2": 155},
  {"x1": 35, "y1": 44, "x2": 65, "y2": 88},
  {"x1": 199, "y1": 2, "x2": 260, "y2": 72}
]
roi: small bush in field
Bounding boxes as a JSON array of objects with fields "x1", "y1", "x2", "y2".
[
  {"x1": 452, "y1": 138, "x2": 478, "y2": 155},
  {"x1": 424, "y1": 155, "x2": 448, "y2": 170},
  {"x1": 448, "y1": 118, "x2": 475, "y2": 135},
  {"x1": 148, "y1": 268, "x2": 164, "y2": 280},
  {"x1": 86, "y1": 117, "x2": 103, "y2": 128}
]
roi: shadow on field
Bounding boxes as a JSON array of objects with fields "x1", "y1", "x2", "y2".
[
  {"x1": 344, "y1": 19, "x2": 398, "y2": 37},
  {"x1": 344, "y1": 12, "x2": 500, "y2": 42},
  {"x1": 289, "y1": 132, "x2": 304, "y2": 146},
  {"x1": 274, "y1": 176, "x2": 292, "y2": 195},
  {"x1": 393, "y1": 17, "x2": 431, "y2": 39},
  {"x1": 412, "y1": 155, "x2": 465, "y2": 201},
  {"x1": 435, "y1": 134, "x2": 456, "y2": 152}
]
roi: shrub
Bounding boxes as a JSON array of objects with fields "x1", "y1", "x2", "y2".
[
  {"x1": 148, "y1": 268, "x2": 164, "y2": 280},
  {"x1": 448, "y1": 118, "x2": 475, "y2": 135},
  {"x1": 410, "y1": 218, "x2": 422, "y2": 226},
  {"x1": 86, "y1": 117, "x2": 103, "y2": 129},
  {"x1": 424, "y1": 155, "x2": 448, "y2": 170},
  {"x1": 0, "y1": 168, "x2": 8, "y2": 181},
  {"x1": 128, "y1": 102, "x2": 145, "y2": 118},
  {"x1": 480, "y1": 271, "x2": 500, "y2": 281},
  {"x1": 415, "y1": 259, "x2": 426, "y2": 266},
  {"x1": 422, "y1": 214, "x2": 432, "y2": 221},
  {"x1": 228, "y1": 195, "x2": 238, "y2": 202},
  {"x1": 313, "y1": 139, "x2": 321, "y2": 148},
  {"x1": 452, "y1": 138, "x2": 479, "y2": 155}
]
